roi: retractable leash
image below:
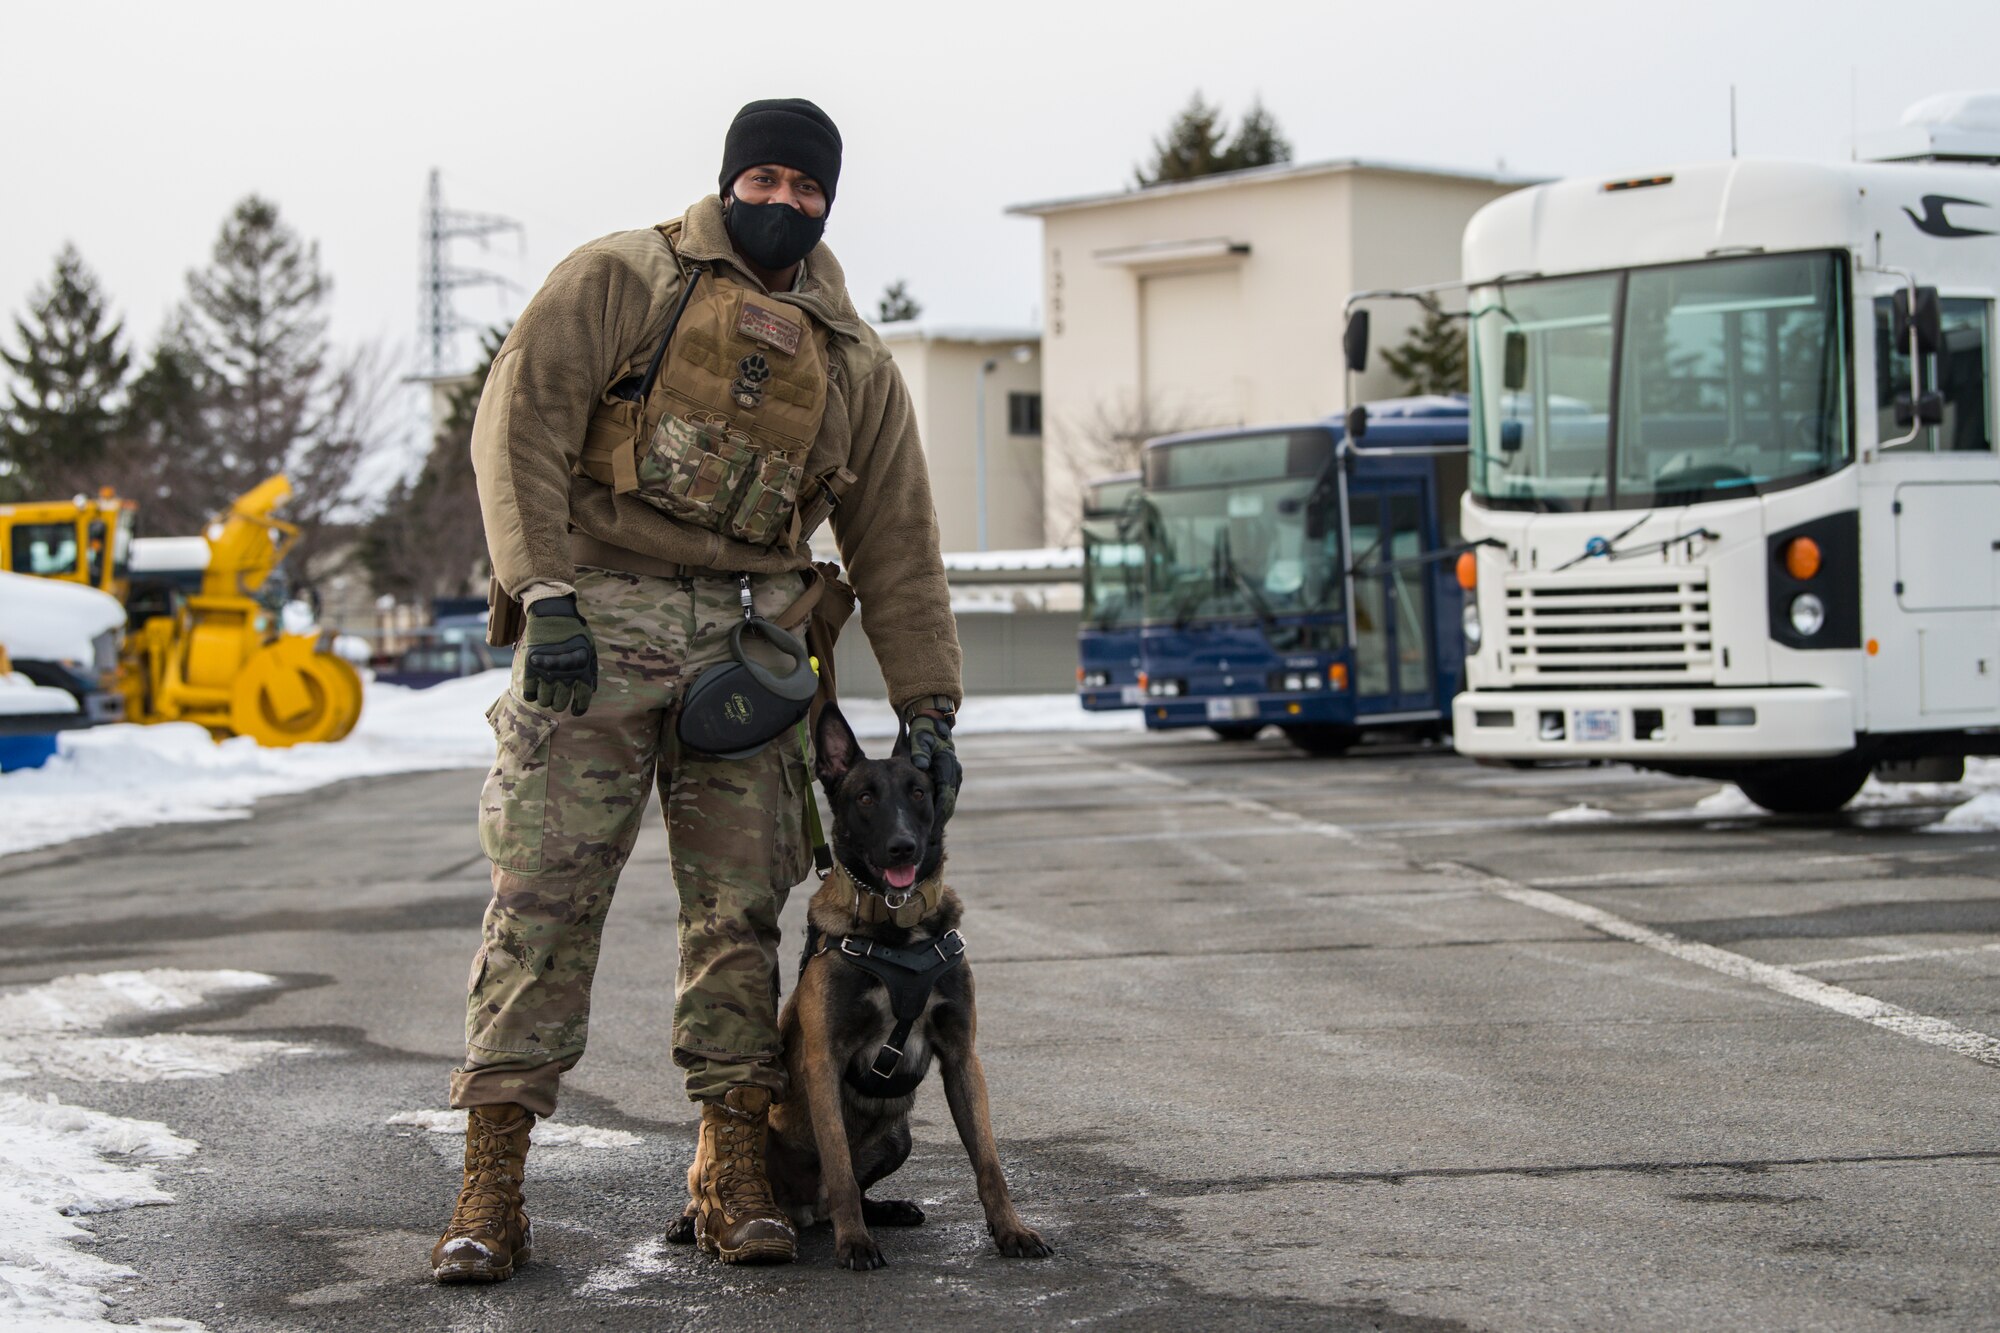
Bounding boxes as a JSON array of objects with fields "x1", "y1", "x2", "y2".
[{"x1": 674, "y1": 575, "x2": 818, "y2": 760}]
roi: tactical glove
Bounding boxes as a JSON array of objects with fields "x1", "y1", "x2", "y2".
[
  {"x1": 520, "y1": 595, "x2": 597, "y2": 716},
  {"x1": 902, "y1": 696, "x2": 961, "y2": 824}
]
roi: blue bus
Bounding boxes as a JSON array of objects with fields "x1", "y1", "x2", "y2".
[
  {"x1": 1077, "y1": 472, "x2": 1144, "y2": 711},
  {"x1": 1135, "y1": 397, "x2": 1471, "y2": 752}
]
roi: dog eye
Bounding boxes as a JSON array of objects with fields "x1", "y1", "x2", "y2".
[
  {"x1": 857, "y1": 791, "x2": 875, "y2": 806},
  {"x1": 912, "y1": 785, "x2": 929, "y2": 801}
]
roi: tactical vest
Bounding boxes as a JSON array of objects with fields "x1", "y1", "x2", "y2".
[{"x1": 578, "y1": 227, "x2": 853, "y2": 551}]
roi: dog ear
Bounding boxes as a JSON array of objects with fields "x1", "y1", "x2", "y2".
[
  {"x1": 891, "y1": 719, "x2": 911, "y2": 760},
  {"x1": 815, "y1": 703, "x2": 862, "y2": 787}
]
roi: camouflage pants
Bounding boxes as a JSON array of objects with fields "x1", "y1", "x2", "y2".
[{"x1": 449, "y1": 566, "x2": 814, "y2": 1116}]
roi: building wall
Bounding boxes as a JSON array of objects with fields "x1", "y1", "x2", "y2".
[
  {"x1": 1025, "y1": 165, "x2": 1525, "y2": 544},
  {"x1": 876, "y1": 331, "x2": 1043, "y2": 553}
]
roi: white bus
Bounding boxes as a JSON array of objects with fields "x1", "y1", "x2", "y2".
[{"x1": 1359, "y1": 97, "x2": 2000, "y2": 812}]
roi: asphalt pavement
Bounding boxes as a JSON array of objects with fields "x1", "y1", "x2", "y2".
[{"x1": 3, "y1": 726, "x2": 1998, "y2": 1331}]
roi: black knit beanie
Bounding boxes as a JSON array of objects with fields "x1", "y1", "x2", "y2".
[{"x1": 719, "y1": 98, "x2": 842, "y2": 207}]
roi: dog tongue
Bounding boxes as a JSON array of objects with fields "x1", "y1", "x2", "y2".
[{"x1": 883, "y1": 865, "x2": 918, "y2": 890}]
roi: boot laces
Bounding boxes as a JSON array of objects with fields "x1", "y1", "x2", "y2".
[
  {"x1": 447, "y1": 1126, "x2": 521, "y2": 1236},
  {"x1": 712, "y1": 1113, "x2": 775, "y2": 1217}
]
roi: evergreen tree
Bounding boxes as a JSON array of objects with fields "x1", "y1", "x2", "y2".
[
  {"x1": 0, "y1": 244, "x2": 131, "y2": 500},
  {"x1": 179, "y1": 195, "x2": 328, "y2": 498},
  {"x1": 1222, "y1": 97, "x2": 1293, "y2": 171},
  {"x1": 876, "y1": 280, "x2": 922, "y2": 324},
  {"x1": 1136, "y1": 92, "x2": 1229, "y2": 186},
  {"x1": 112, "y1": 328, "x2": 218, "y2": 535},
  {"x1": 1380, "y1": 304, "x2": 1468, "y2": 396}
]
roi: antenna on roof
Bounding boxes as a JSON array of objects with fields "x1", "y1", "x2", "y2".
[{"x1": 1730, "y1": 85, "x2": 1738, "y2": 159}]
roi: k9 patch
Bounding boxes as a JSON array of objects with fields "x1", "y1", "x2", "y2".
[{"x1": 737, "y1": 302, "x2": 802, "y2": 356}]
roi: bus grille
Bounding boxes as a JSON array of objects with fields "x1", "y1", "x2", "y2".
[{"x1": 1502, "y1": 570, "x2": 1713, "y2": 685}]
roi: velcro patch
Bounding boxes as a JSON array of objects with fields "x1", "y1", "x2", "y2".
[{"x1": 737, "y1": 302, "x2": 802, "y2": 356}]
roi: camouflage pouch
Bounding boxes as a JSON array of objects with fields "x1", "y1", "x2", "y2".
[
  {"x1": 726, "y1": 452, "x2": 808, "y2": 545},
  {"x1": 635, "y1": 413, "x2": 756, "y2": 527}
]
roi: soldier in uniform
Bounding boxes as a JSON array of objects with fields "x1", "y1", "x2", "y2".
[{"x1": 430, "y1": 98, "x2": 964, "y2": 1279}]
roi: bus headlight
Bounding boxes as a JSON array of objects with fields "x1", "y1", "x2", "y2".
[
  {"x1": 1462, "y1": 601, "x2": 1484, "y2": 652},
  {"x1": 1789, "y1": 593, "x2": 1825, "y2": 637}
]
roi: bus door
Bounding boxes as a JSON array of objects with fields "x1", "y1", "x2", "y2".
[{"x1": 1347, "y1": 481, "x2": 1436, "y2": 716}]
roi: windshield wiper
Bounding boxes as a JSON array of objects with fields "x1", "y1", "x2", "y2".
[{"x1": 1553, "y1": 511, "x2": 1653, "y2": 571}]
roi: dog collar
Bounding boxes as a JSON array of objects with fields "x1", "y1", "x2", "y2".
[{"x1": 826, "y1": 860, "x2": 946, "y2": 929}]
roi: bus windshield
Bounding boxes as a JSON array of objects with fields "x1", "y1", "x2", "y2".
[
  {"x1": 1469, "y1": 250, "x2": 1850, "y2": 511},
  {"x1": 1141, "y1": 476, "x2": 1339, "y2": 625},
  {"x1": 1081, "y1": 515, "x2": 1144, "y2": 630}
]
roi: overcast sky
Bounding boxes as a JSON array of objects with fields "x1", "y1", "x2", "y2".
[{"x1": 5, "y1": 0, "x2": 1997, "y2": 462}]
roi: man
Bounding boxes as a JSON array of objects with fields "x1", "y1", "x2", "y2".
[{"x1": 431, "y1": 98, "x2": 964, "y2": 1280}]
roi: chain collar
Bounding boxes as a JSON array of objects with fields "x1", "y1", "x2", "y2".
[{"x1": 824, "y1": 859, "x2": 946, "y2": 929}]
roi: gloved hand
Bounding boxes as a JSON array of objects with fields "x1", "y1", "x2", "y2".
[
  {"x1": 520, "y1": 595, "x2": 597, "y2": 716},
  {"x1": 902, "y1": 696, "x2": 961, "y2": 824}
]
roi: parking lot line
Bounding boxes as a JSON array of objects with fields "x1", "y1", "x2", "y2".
[
  {"x1": 1793, "y1": 941, "x2": 2000, "y2": 972},
  {"x1": 1107, "y1": 752, "x2": 2000, "y2": 1073}
]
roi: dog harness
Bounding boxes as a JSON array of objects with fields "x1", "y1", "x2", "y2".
[
  {"x1": 807, "y1": 921, "x2": 967, "y2": 1100},
  {"x1": 804, "y1": 862, "x2": 964, "y2": 1098}
]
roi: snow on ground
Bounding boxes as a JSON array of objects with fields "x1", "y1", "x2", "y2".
[
  {"x1": 0, "y1": 672, "x2": 505, "y2": 857},
  {"x1": 1547, "y1": 803, "x2": 1614, "y2": 823},
  {"x1": 0, "y1": 667, "x2": 1138, "y2": 857},
  {"x1": 1689, "y1": 756, "x2": 2000, "y2": 828},
  {"x1": 0, "y1": 969, "x2": 303, "y2": 1331},
  {"x1": 387, "y1": 1108, "x2": 641, "y2": 1150}
]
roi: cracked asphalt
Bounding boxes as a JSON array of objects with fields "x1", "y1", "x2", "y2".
[{"x1": 3, "y1": 727, "x2": 1999, "y2": 1330}]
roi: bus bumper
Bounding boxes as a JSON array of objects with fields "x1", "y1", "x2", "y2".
[
  {"x1": 1143, "y1": 694, "x2": 1353, "y2": 730},
  {"x1": 1452, "y1": 687, "x2": 1856, "y2": 761}
]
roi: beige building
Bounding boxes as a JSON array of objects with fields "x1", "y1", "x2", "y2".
[
  {"x1": 1009, "y1": 158, "x2": 1536, "y2": 542},
  {"x1": 873, "y1": 322, "x2": 1043, "y2": 553}
]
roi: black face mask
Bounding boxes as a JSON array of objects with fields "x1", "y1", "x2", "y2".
[{"x1": 725, "y1": 199, "x2": 825, "y2": 272}]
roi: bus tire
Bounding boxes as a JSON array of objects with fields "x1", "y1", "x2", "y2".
[
  {"x1": 1283, "y1": 724, "x2": 1359, "y2": 757},
  {"x1": 1730, "y1": 756, "x2": 1870, "y2": 814},
  {"x1": 1210, "y1": 724, "x2": 1265, "y2": 742}
]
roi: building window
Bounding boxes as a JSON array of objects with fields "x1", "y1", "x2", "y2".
[{"x1": 1008, "y1": 391, "x2": 1042, "y2": 436}]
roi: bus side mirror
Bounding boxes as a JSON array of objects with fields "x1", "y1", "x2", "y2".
[
  {"x1": 1894, "y1": 286, "x2": 1942, "y2": 356},
  {"x1": 1345, "y1": 403, "x2": 1369, "y2": 441},
  {"x1": 1895, "y1": 391, "x2": 1946, "y2": 427},
  {"x1": 1500, "y1": 420, "x2": 1524, "y2": 455},
  {"x1": 1343, "y1": 310, "x2": 1370, "y2": 374},
  {"x1": 1502, "y1": 330, "x2": 1528, "y2": 391}
]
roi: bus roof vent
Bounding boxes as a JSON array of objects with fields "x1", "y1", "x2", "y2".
[{"x1": 1860, "y1": 90, "x2": 2000, "y2": 165}]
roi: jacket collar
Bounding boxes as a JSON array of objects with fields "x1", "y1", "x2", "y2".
[
  {"x1": 825, "y1": 859, "x2": 946, "y2": 929},
  {"x1": 667, "y1": 195, "x2": 865, "y2": 343}
]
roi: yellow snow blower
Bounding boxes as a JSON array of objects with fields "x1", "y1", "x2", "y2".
[{"x1": 119, "y1": 475, "x2": 363, "y2": 746}]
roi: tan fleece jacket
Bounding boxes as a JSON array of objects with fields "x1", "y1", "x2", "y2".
[{"x1": 470, "y1": 196, "x2": 961, "y2": 710}]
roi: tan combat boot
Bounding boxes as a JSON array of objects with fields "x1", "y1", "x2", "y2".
[
  {"x1": 431, "y1": 1104, "x2": 535, "y2": 1283},
  {"x1": 692, "y1": 1086, "x2": 796, "y2": 1264}
]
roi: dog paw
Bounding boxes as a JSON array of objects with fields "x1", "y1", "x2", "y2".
[
  {"x1": 835, "y1": 1233, "x2": 886, "y2": 1271},
  {"x1": 862, "y1": 1197, "x2": 925, "y2": 1227},
  {"x1": 664, "y1": 1212, "x2": 696, "y2": 1245},
  {"x1": 994, "y1": 1226, "x2": 1053, "y2": 1259}
]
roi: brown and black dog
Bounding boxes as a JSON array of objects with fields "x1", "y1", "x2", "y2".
[{"x1": 755, "y1": 703, "x2": 1051, "y2": 1270}]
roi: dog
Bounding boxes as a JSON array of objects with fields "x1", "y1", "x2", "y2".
[{"x1": 667, "y1": 702, "x2": 1050, "y2": 1270}]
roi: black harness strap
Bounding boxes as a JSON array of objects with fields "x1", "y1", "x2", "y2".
[{"x1": 805, "y1": 925, "x2": 966, "y2": 1099}]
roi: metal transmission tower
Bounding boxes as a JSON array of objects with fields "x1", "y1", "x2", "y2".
[{"x1": 419, "y1": 168, "x2": 522, "y2": 377}]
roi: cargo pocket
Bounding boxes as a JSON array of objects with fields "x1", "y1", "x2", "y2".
[
  {"x1": 776, "y1": 723, "x2": 816, "y2": 887},
  {"x1": 635, "y1": 412, "x2": 754, "y2": 530},
  {"x1": 726, "y1": 451, "x2": 807, "y2": 545},
  {"x1": 478, "y1": 694, "x2": 560, "y2": 874}
]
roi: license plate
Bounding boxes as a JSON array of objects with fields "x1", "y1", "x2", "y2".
[
  {"x1": 1119, "y1": 685, "x2": 1143, "y2": 706},
  {"x1": 1572, "y1": 708, "x2": 1620, "y2": 742},
  {"x1": 1206, "y1": 696, "x2": 1257, "y2": 721}
]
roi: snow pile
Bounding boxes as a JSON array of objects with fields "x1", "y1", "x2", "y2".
[
  {"x1": 388, "y1": 1108, "x2": 640, "y2": 1150},
  {"x1": 1547, "y1": 803, "x2": 1614, "y2": 823},
  {"x1": 0, "y1": 673, "x2": 507, "y2": 857},
  {"x1": 0, "y1": 970, "x2": 303, "y2": 1084},
  {"x1": 0, "y1": 1093, "x2": 201, "y2": 1331},
  {"x1": 0, "y1": 672, "x2": 80, "y2": 718},
  {"x1": 0, "y1": 571, "x2": 123, "y2": 663},
  {"x1": 1693, "y1": 757, "x2": 2000, "y2": 829},
  {"x1": 0, "y1": 969, "x2": 295, "y2": 1331}
]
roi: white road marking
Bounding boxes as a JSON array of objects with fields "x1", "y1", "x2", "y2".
[
  {"x1": 1794, "y1": 941, "x2": 2000, "y2": 972},
  {"x1": 1110, "y1": 755, "x2": 2000, "y2": 1073}
]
